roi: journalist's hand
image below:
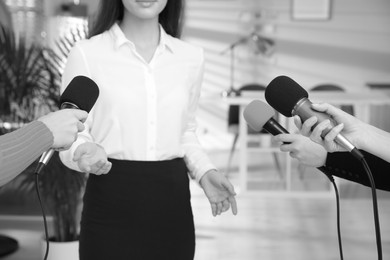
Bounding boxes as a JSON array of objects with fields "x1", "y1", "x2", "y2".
[{"x1": 38, "y1": 109, "x2": 88, "y2": 150}]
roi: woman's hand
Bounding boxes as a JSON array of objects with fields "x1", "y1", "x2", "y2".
[
  {"x1": 73, "y1": 142, "x2": 112, "y2": 175},
  {"x1": 200, "y1": 170, "x2": 238, "y2": 217}
]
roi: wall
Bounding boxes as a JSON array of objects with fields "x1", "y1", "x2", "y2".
[
  {"x1": 182, "y1": 0, "x2": 390, "y2": 138},
  {"x1": 43, "y1": 0, "x2": 99, "y2": 17},
  {"x1": 0, "y1": 0, "x2": 12, "y2": 30}
]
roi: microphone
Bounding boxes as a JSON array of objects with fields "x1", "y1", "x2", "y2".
[
  {"x1": 243, "y1": 100, "x2": 289, "y2": 136},
  {"x1": 264, "y1": 75, "x2": 363, "y2": 160},
  {"x1": 35, "y1": 75, "x2": 100, "y2": 174}
]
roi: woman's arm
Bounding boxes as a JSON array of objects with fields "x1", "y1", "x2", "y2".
[
  {"x1": 59, "y1": 43, "x2": 95, "y2": 171},
  {"x1": 180, "y1": 48, "x2": 216, "y2": 182}
]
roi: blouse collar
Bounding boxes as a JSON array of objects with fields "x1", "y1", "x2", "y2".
[{"x1": 110, "y1": 23, "x2": 174, "y2": 53}]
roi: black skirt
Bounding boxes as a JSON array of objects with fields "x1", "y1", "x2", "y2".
[{"x1": 79, "y1": 158, "x2": 195, "y2": 260}]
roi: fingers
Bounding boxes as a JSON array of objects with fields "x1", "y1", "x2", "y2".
[
  {"x1": 222, "y1": 200, "x2": 230, "y2": 213},
  {"x1": 273, "y1": 134, "x2": 300, "y2": 152},
  {"x1": 73, "y1": 145, "x2": 87, "y2": 161},
  {"x1": 79, "y1": 160, "x2": 111, "y2": 175},
  {"x1": 311, "y1": 119, "x2": 331, "y2": 142},
  {"x1": 280, "y1": 143, "x2": 292, "y2": 152},
  {"x1": 229, "y1": 196, "x2": 238, "y2": 215},
  {"x1": 221, "y1": 180, "x2": 238, "y2": 215},
  {"x1": 209, "y1": 179, "x2": 237, "y2": 217},
  {"x1": 289, "y1": 151, "x2": 297, "y2": 159},
  {"x1": 216, "y1": 202, "x2": 223, "y2": 215},
  {"x1": 311, "y1": 103, "x2": 334, "y2": 114},
  {"x1": 72, "y1": 109, "x2": 88, "y2": 123},
  {"x1": 223, "y1": 180, "x2": 236, "y2": 196},
  {"x1": 60, "y1": 144, "x2": 72, "y2": 151},
  {"x1": 94, "y1": 160, "x2": 112, "y2": 175},
  {"x1": 212, "y1": 197, "x2": 237, "y2": 216},
  {"x1": 323, "y1": 123, "x2": 344, "y2": 143},
  {"x1": 293, "y1": 115, "x2": 302, "y2": 130},
  {"x1": 273, "y1": 133, "x2": 293, "y2": 144},
  {"x1": 221, "y1": 179, "x2": 238, "y2": 215},
  {"x1": 78, "y1": 162, "x2": 91, "y2": 173},
  {"x1": 300, "y1": 116, "x2": 317, "y2": 137},
  {"x1": 211, "y1": 203, "x2": 217, "y2": 217},
  {"x1": 77, "y1": 121, "x2": 85, "y2": 132}
]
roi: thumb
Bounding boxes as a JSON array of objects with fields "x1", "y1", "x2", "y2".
[
  {"x1": 222, "y1": 179, "x2": 236, "y2": 196},
  {"x1": 74, "y1": 110, "x2": 88, "y2": 123},
  {"x1": 293, "y1": 115, "x2": 302, "y2": 130},
  {"x1": 311, "y1": 103, "x2": 329, "y2": 113},
  {"x1": 73, "y1": 145, "x2": 87, "y2": 161}
]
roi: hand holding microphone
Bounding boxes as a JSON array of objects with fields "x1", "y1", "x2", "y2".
[
  {"x1": 38, "y1": 110, "x2": 87, "y2": 150},
  {"x1": 35, "y1": 75, "x2": 100, "y2": 174},
  {"x1": 295, "y1": 103, "x2": 364, "y2": 153},
  {"x1": 244, "y1": 100, "x2": 327, "y2": 167},
  {"x1": 265, "y1": 75, "x2": 364, "y2": 160}
]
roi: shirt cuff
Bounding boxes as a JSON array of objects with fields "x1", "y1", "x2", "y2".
[{"x1": 58, "y1": 138, "x2": 87, "y2": 172}]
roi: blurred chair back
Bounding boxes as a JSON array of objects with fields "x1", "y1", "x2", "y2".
[
  {"x1": 310, "y1": 84, "x2": 354, "y2": 115},
  {"x1": 228, "y1": 84, "x2": 268, "y2": 134},
  {"x1": 226, "y1": 83, "x2": 282, "y2": 177}
]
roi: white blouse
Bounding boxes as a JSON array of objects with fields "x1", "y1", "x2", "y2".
[{"x1": 59, "y1": 23, "x2": 216, "y2": 182}]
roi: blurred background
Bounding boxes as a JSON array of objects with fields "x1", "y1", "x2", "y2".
[{"x1": 0, "y1": 0, "x2": 390, "y2": 259}]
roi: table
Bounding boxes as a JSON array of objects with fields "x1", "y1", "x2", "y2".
[{"x1": 223, "y1": 90, "x2": 390, "y2": 192}]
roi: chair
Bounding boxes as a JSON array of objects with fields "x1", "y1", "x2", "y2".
[{"x1": 226, "y1": 83, "x2": 282, "y2": 178}]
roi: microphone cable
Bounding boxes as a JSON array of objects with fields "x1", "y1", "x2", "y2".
[
  {"x1": 360, "y1": 157, "x2": 382, "y2": 260},
  {"x1": 323, "y1": 155, "x2": 382, "y2": 260},
  {"x1": 34, "y1": 171, "x2": 49, "y2": 260},
  {"x1": 324, "y1": 174, "x2": 344, "y2": 260}
]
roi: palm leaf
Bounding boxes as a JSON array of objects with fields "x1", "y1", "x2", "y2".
[{"x1": 1, "y1": 23, "x2": 88, "y2": 242}]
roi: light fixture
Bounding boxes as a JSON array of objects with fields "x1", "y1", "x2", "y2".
[{"x1": 248, "y1": 32, "x2": 275, "y2": 56}]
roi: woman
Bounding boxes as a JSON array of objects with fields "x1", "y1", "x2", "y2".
[{"x1": 59, "y1": 1, "x2": 237, "y2": 259}]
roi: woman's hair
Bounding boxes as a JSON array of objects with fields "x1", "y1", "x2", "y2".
[{"x1": 89, "y1": 0, "x2": 184, "y2": 38}]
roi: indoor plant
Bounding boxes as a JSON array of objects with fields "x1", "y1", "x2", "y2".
[{"x1": 0, "y1": 24, "x2": 87, "y2": 258}]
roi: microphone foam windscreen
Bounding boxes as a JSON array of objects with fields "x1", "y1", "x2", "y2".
[
  {"x1": 60, "y1": 76, "x2": 99, "y2": 113},
  {"x1": 243, "y1": 100, "x2": 275, "y2": 131},
  {"x1": 264, "y1": 75, "x2": 308, "y2": 117}
]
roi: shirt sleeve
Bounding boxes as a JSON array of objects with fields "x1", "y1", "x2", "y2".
[
  {"x1": 181, "y1": 48, "x2": 217, "y2": 183},
  {"x1": 0, "y1": 121, "x2": 53, "y2": 187},
  {"x1": 58, "y1": 43, "x2": 95, "y2": 172},
  {"x1": 318, "y1": 151, "x2": 390, "y2": 191}
]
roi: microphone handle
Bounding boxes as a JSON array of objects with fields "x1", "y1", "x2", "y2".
[
  {"x1": 293, "y1": 98, "x2": 335, "y2": 131},
  {"x1": 39, "y1": 149, "x2": 55, "y2": 164},
  {"x1": 61, "y1": 102, "x2": 79, "y2": 109},
  {"x1": 35, "y1": 102, "x2": 79, "y2": 174},
  {"x1": 263, "y1": 118, "x2": 289, "y2": 135},
  {"x1": 35, "y1": 150, "x2": 55, "y2": 174},
  {"x1": 296, "y1": 99, "x2": 338, "y2": 138},
  {"x1": 294, "y1": 98, "x2": 363, "y2": 159},
  {"x1": 263, "y1": 118, "x2": 291, "y2": 145}
]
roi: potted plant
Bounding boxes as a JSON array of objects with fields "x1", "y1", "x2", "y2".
[
  {"x1": 0, "y1": 24, "x2": 87, "y2": 259},
  {"x1": 21, "y1": 154, "x2": 87, "y2": 260}
]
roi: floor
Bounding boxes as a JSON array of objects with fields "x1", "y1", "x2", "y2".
[{"x1": 1, "y1": 145, "x2": 390, "y2": 260}]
